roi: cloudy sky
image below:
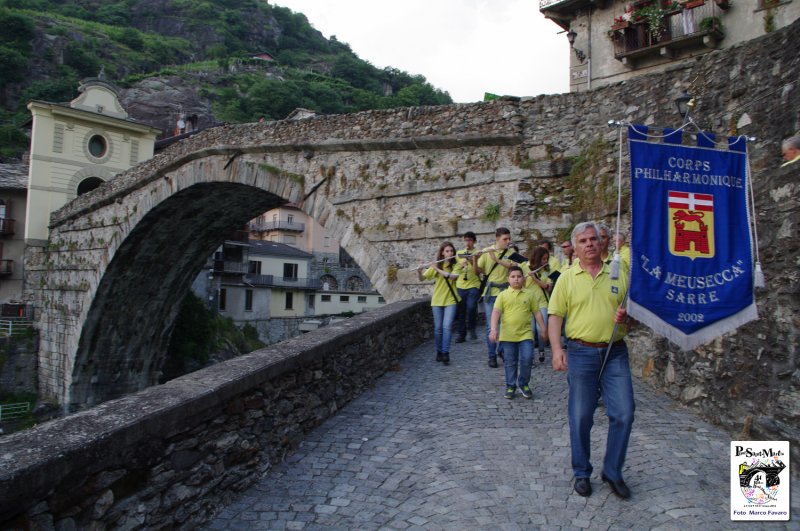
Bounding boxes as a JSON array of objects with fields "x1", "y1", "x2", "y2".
[{"x1": 273, "y1": 0, "x2": 570, "y2": 103}]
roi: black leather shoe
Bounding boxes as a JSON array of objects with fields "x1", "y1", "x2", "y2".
[
  {"x1": 574, "y1": 477, "x2": 592, "y2": 497},
  {"x1": 442, "y1": 353, "x2": 450, "y2": 365},
  {"x1": 436, "y1": 351, "x2": 443, "y2": 362},
  {"x1": 488, "y1": 357, "x2": 498, "y2": 368},
  {"x1": 601, "y1": 473, "x2": 630, "y2": 499}
]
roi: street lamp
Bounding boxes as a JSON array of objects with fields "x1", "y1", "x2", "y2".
[
  {"x1": 566, "y1": 29, "x2": 586, "y2": 62},
  {"x1": 675, "y1": 91, "x2": 695, "y2": 123}
]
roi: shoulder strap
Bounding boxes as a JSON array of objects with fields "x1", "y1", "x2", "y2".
[{"x1": 479, "y1": 248, "x2": 508, "y2": 296}]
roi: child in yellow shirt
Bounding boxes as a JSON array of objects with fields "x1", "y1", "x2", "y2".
[{"x1": 489, "y1": 266, "x2": 548, "y2": 399}]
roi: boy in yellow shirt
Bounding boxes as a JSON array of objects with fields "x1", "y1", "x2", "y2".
[{"x1": 489, "y1": 266, "x2": 548, "y2": 399}]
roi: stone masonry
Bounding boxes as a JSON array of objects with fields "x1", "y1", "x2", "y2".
[
  {"x1": 0, "y1": 299, "x2": 431, "y2": 529},
  {"x1": 24, "y1": 20, "x2": 800, "y2": 460}
]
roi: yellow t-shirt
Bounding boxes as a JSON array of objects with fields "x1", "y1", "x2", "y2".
[
  {"x1": 548, "y1": 262, "x2": 628, "y2": 343},
  {"x1": 561, "y1": 255, "x2": 576, "y2": 271},
  {"x1": 477, "y1": 246, "x2": 511, "y2": 297},
  {"x1": 548, "y1": 255, "x2": 561, "y2": 273},
  {"x1": 423, "y1": 263, "x2": 462, "y2": 306},
  {"x1": 493, "y1": 287, "x2": 540, "y2": 342},
  {"x1": 455, "y1": 248, "x2": 481, "y2": 290},
  {"x1": 523, "y1": 270, "x2": 550, "y2": 309}
]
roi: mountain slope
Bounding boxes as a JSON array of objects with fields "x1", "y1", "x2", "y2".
[{"x1": 0, "y1": 0, "x2": 452, "y2": 158}]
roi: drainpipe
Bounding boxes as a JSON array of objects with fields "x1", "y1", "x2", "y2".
[{"x1": 587, "y1": 5, "x2": 592, "y2": 90}]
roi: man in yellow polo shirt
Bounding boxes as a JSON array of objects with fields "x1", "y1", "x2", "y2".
[
  {"x1": 490, "y1": 266, "x2": 547, "y2": 399},
  {"x1": 548, "y1": 221, "x2": 634, "y2": 500},
  {"x1": 476, "y1": 227, "x2": 514, "y2": 368}
]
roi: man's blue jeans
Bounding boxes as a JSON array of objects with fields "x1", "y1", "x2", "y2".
[
  {"x1": 431, "y1": 305, "x2": 457, "y2": 354},
  {"x1": 483, "y1": 295, "x2": 498, "y2": 359},
  {"x1": 566, "y1": 340, "x2": 635, "y2": 482},
  {"x1": 456, "y1": 287, "x2": 479, "y2": 338},
  {"x1": 501, "y1": 339, "x2": 533, "y2": 389}
]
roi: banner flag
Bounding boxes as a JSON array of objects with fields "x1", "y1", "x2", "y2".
[{"x1": 628, "y1": 127, "x2": 758, "y2": 350}]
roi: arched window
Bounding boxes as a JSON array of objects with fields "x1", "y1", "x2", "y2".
[
  {"x1": 319, "y1": 274, "x2": 338, "y2": 291},
  {"x1": 346, "y1": 276, "x2": 364, "y2": 292},
  {"x1": 77, "y1": 177, "x2": 105, "y2": 196}
]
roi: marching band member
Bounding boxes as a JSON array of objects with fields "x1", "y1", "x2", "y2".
[
  {"x1": 417, "y1": 241, "x2": 462, "y2": 365},
  {"x1": 476, "y1": 227, "x2": 514, "y2": 368}
]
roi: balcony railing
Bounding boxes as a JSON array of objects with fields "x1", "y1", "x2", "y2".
[
  {"x1": 0, "y1": 218, "x2": 15, "y2": 236},
  {"x1": 245, "y1": 274, "x2": 320, "y2": 290},
  {"x1": 613, "y1": 3, "x2": 725, "y2": 64},
  {"x1": 249, "y1": 220, "x2": 305, "y2": 233},
  {"x1": 0, "y1": 260, "x2": 12, "y2": 275},
  {"x1": 212, "y1": 260, "x2": 248, "y2": 274}
]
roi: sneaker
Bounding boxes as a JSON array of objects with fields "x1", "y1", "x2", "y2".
[
  {"x1": 539, "y1": 350, "x2": 545, "y2": 363},
  {"x1": 520, "y1": 385, "x2": 532, "y2": 399},
  {"x1": 488, "y1": 357, "x2": 498, "y2": 368},
  {"x1": 504, "y1": 388, "x2": 515, "y2": 399},
  {"x1": 469, "y1": 330, "x2": 478, "y2": 340}
]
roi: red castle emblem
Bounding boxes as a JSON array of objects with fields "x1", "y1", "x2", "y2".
[{"x1": 668, "y1": 191, "x2": 715, "y2": 259}]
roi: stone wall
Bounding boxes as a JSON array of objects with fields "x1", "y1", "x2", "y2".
[
  {"x1": 0, "y1": 333, "x2": 38, "y2": 395},
  {"x1": 0, "y1": 299, "x2": 431, "y2": 529}
]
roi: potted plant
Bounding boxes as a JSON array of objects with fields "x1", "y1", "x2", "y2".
[
  {"x1": 611, "y1": 15, "x2": 630, "y2": 30},
  {"x1": 634, "y1": 4, "x2": 667, "y2": 43}
]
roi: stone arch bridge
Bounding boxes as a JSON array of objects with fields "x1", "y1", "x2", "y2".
[
  {"x1": 25, "y1": 20, "x2": 799, "y2": 412},
  {"x1": 27, "y1": 102, "x2": 562, "y2": 411}
]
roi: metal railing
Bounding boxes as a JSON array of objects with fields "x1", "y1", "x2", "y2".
[
  {"x1": 212, "y1": 260, "x2": 249, "y2": 274},
  {"x1": 0, "y1": 319, "x2": 34, "y2": 337},
  {"x1": 249, "y1": 220, "x2": 305, "y2": 233},
  {"x1": 0, "y1": 402, "x2": 30, "y2": 421},
  {"x1": 244, "y1": 274, "x2": 320, "y2": 289},
  {"x1": 613, "y1": 3, "x2": 724, "y2": 58}
]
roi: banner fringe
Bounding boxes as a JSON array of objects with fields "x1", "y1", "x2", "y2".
[{"x1": 629, "y1": 300, "x2": 759, "y2": 351}]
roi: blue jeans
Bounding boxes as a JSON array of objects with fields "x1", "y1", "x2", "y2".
[
  {"x1": 483, "y1": 295, "x2": 498, "y2": 359},
  {"x1": 457, "y1": 287, "x2": 479, "y2": 337},
  {"x1": 532, "y1": 308, "x2": 548, "y2": 350},
  {"x1": 501, "y1": 339, "x2": 534, "y2": 389},
  {"x1": 566, "y1": 340, "x2": 635, "y2": 481},
  {"x1": 431, "y1": 305, "x2": 457, "y2": 354}
]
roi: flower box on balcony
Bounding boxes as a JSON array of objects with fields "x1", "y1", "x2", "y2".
[
  {"x1": 611, "y1": 21, "x2": 630, "y2": 30},
  {"x1": 683, "y1": 0, "x2": 705, "y2": 8}
]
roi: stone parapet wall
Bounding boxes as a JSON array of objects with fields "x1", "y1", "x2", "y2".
[{"x1": 0, "y1": 299, "x2": 431, "y2": 529}]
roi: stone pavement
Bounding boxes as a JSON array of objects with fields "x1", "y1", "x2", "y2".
[{"x1": 204, "y1": 335, "x2": 799, "y2": 530}]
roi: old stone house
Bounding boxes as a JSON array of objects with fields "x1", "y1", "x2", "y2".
[{"x1": 540, "y1": 0, "x2": 800, "y2": 92}]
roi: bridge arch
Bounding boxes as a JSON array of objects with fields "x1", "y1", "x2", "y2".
[{"x1": 33, "y1": 145, "x2": 419, "y2": 409}]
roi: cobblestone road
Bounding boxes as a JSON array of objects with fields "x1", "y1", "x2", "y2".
[{"x1": 205, "y1": 335, "x2": 799, "y2": 530}]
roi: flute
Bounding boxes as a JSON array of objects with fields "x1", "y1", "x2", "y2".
[
  {"x1": 413, "y1": 255, "x2": 458, "y2": 270},
  {"x1": 458, "y1": 243, "x2": 517, "y2": 259}
]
